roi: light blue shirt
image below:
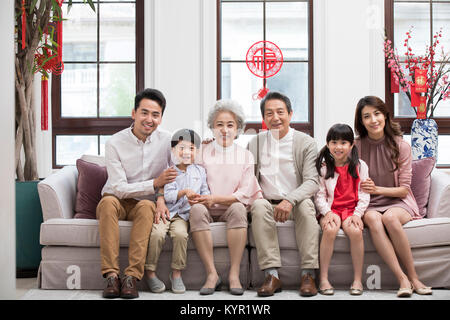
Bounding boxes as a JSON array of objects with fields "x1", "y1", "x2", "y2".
[{"x1": 164, "y1": 164, "x2": 210, "y2": 221}]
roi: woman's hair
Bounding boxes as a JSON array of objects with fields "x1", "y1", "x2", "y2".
[
  {"x1": 207, "y1": 99, "x2": 245, "y2": 138},
  {"x1": 354, "y1": 96, "x2": 403, "y2": 171},
  {"x1": 315, "y1": 123, "x2": 360, "y2": 179}
]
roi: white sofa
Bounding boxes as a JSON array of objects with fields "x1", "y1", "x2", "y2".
[{"x1": 37, "y1": 160, "x2": 450, "y2": 290}]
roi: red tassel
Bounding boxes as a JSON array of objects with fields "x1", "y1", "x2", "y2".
[
  {"x1": 417, "y1": 96, "x2": 427, "y2": 119},
  {"x1": 21, "y1": 0, "x2": 26, "y2": 50},
  {"x1": 41, "y1": 75, "x2": 48, "y2": 131},
  {"x1": 415, "y1": 69, "x2": 427, "y2": 93},
  {"x1": 390, "y1": 70, "x2": 399, "y2": 93},
  {"x1": 410, "y1": 84, "x2": 421, "y2": 107},
  {"x1": 57, "y1": 10, "x2": 63, "y2": 61},
  {"x1": 262, "y1": 120, "x2": 268, "y2": 131}
]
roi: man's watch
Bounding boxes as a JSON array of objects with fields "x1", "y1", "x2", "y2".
[{"x1": 155, "y1": 192, "x2": 164, "y2": 199}]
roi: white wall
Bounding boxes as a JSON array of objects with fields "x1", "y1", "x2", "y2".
[
  {"x1": 145, "y1": 0, "x2": 217, "y2": 139},
  {"x1": 34, "y1": 0, "x2": 387, "y2": 174},
  {"x1": 314, "y1": 0, "x2": 385, "y2": 146},
  {"x1": 0, "y1": 0, "x2": 16, "y2": 299}
]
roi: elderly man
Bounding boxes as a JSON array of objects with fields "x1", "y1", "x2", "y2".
[{"x1": 248, "y1": 91, "x2": 320, "y2": 297}]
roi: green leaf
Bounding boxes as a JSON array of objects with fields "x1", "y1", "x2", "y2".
[
  {"x1": 86, "y1": 0, "x2": 96, "y2": 12},
  {"x1": 29, "y1": 0, "x2": 39, "y2": 14}
]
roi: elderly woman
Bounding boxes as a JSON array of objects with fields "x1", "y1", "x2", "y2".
[{"x1": 189, "y1": 99, "x2": 263, "y2": 296}]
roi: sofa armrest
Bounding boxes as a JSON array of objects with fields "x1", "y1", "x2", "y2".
[
  {"x1": 427, "y1": 169, "x2": 450, "y2": 219},
  {"x1": 38, "y1": 166, "x2": 78, "y2": 221}
]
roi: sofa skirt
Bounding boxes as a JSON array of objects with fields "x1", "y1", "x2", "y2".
[{"x1": 38, "y1": 246, "x2": 249, "y2": 290}]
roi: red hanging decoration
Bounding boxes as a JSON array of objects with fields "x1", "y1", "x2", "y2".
[
  {"x1": 390, "y1": 70, "x2": 399, "y2": 93},
  {"x1": 417, "y1": 96, "x2": 427, "y2": 119},
  {"x1": 33, "y1": 1, "x2": 65, "y2": 131},
  {"x1": 410, "y1": 84, "x2": 421, "y2": 107},
  {"x1": 21, "y1": 0, "x2": 26, "y2": 49},
  {"x1": 415, "y1": 69, "x2": 427, "y2": 93},
  {"x1": 41, "y1": 75, "x2": 48, "y2": 131},
  {"x1": 246, "y1": 41, "x2": 283, "y2": 131},
  {"x1": 261, "y1": 120, "x2": 268, "y2": 131}
]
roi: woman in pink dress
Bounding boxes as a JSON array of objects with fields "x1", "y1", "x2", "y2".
[
  {"x1": 189, "y1": 99, "x2": 262, "y2": 296},
  {"x1": 354, "y1": 96, "x2": 431, "y2": 297}
]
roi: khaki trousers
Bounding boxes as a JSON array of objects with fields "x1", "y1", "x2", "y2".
[
  {"x1": 145, "y1": 215, "x2": 189, "y2": 271},
  {"x1": 250, "y1": 198, "x2": 320, "y2": 270},
  {"x1": 96, "y1": 194, "x2": 155, "y2": 280}
]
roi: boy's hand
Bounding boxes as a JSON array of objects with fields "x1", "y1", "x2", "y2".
[
  {"x1": 184, "y1": 189, "x2": 199, "y2": 200},
  {"x1": 195, "y1": 195, "x2": 215, "y2": 208}
]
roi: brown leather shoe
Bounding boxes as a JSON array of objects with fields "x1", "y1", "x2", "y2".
[
  {"x1": 299, "y1": 274, "x2": 318, "y2": 297},
  {"x1": 103, "y1": 275, "x2": 121, "y2": 299},
  {"x1": 120, "y1": 275, "x2": 139, "y2": 299},
  {"x1": 257, "y1": 274, "x2": 282, "y2": 297}
]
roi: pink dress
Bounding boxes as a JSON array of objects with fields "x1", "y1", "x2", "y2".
[
  {"x1": 198, "y1": 141, "x2": 263, "y2": 216},
  {"x1": 355, "y1": 136, "x2": 420, "y2": 219}
]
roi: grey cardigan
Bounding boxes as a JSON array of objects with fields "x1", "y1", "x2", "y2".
[{"x1": 247, "y1": 129, "x2": 319, "y2": 207}]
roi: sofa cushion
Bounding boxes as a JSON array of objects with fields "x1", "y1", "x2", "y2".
[
  {"x1": 74, "y1": 159, "x2": 108, "y2": 219},
  {"x1": 411, "y1": 157, "x2": 435, "y2": 217},
  {"x1": 248, "y1": 217, "x2": 450, "y2": 252},
  {"x1": 40, "y1": 218, "x2": 242, "y2": 248}
]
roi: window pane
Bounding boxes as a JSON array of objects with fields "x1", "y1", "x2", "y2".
[
  {"x1": 56, "y1": 135, "x2": 98, "y2": 166},
  {"x1": 61, "y1": 64, "x2": 97, "y2": 117},
  {"x1": 394, "y1": 3, "x2": 430, "y2": 57},
  {"x1": 99, "y1": 63, "x2": 135, "y2": 117},
  {"x1": 266, "y1": 62, "x2": 308, "y2": 122},
  {"x1": 221, "y1": 2, "x2": 263, "y2": 61},
  {"x1": 221, "y1": 62, "x2": 262, "y2": 122},
  {"x1": 394, "y1": 90, "x2": 416, "y2": 118},
  {"x1": 100, "y1": 135, "x2": 112, "y2": 156},
  {"x1": 63, "y1": 3, "x2": 97, "y2": 62},
  {"x1": 404, "y1": 134, "x2": 450, "y2": 166},
  {"x1": 266, "y1": 2, "x2": 308, "y2": 60},
  {"x1": 433, "y1": 3, "x2": 450, "y2": 59},
  {"x1": 100, "y1": 3, "x2": 136, "y2": 62}
]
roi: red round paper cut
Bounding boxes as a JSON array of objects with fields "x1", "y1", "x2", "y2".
[{"x1": 246, "y1": 41, "x2": 283, "y2": 79}]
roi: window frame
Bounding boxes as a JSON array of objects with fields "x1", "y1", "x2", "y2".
[
  {"x1": 384, "y1": 0, "x2": 450, "y2": 134},
  {"x1": 216, "y1": 0, "x2": 314, "y2": 136},
  {"x1": 51, "y1": 0, "x2": 144, "y2": 169}
]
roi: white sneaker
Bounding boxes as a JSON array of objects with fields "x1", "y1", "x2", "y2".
[{"x1": 145, "y1": 276, "x2": 166, "y2": 293}]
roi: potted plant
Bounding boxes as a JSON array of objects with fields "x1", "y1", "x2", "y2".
[
  {"x1": 14, "y1": 0, "x2": 94, "y2": 277},
  {"x1": 384, "y1": 27, "x2": 450, "y2": 161}
]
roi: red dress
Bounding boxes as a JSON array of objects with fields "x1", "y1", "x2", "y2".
[{"x1": 331, "y1": 164, "x2": 359, "y2": 221}]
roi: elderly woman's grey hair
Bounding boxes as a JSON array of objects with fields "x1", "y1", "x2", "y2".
[{"x1": 207, "y1": 99, "x2": 246, "y2": 138}]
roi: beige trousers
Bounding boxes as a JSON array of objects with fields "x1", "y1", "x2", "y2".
[
  {"x1": 250, "y1": 198, "x2": 320, "y2": 270},
  {"x1": 189, "y1": 202, "x2": 248, "y2": 232},
  {"x1": 96, "y1": 194, "x2": 155, "y2": 280},
  {"x1": 145, "y1": 215, "x2": 189, "y2": 271}
]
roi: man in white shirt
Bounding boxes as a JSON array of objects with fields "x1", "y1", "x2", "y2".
[
  {"x1": 96, "y1": 88, "x2": 177, "y2": 299},
  {"x1": 248, "y1": 91, "x2": 320, "y2": 297}
]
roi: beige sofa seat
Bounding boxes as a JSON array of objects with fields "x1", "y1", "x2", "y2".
[
  {"x1": 38, "y1": 162, "x2": 249, "y2": 290},
  {"x1": 249, "y1": 170, "x2": 450, "y2": 290}
]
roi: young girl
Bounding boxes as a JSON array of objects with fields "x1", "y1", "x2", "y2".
[{"x1": 314, "y1": 123, "x2": 370, "y2": 295}]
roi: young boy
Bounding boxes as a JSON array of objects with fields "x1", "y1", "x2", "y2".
[{"x1": 144, "y1": 128, "x2": 210, "y2": 293}]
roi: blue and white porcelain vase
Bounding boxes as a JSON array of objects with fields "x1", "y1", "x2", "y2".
[{"x1": 410, "y1": 118, "x2": 438, "y2": 161}]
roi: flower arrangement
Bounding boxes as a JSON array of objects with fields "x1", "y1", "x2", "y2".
[{"x1": 384, "y1": 27, "x2": 450, "y2": 119}]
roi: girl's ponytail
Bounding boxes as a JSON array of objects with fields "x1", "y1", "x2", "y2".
[{"x1": 316, "y1": 145, "x2": 336, "y2": 179}]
